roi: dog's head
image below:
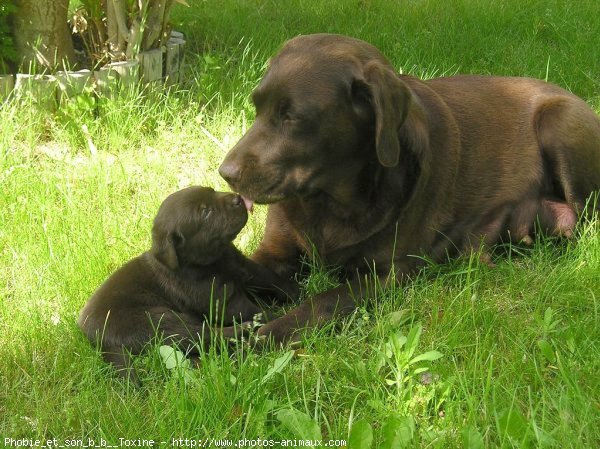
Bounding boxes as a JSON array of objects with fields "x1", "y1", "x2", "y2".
[
  {"x1": 219, "y1": 34, "x2": 427, "y2": 208},
  {"x1": 151, "y1": 186, "x2": 248, "y2": 270}
]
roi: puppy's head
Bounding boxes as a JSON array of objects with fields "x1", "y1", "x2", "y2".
[
  {"x1": 151, "y1": 186, "x2": 248, "y2": 270},
  {"x1": 219, "y1": 33, "x2": 426, "y2": 207}
]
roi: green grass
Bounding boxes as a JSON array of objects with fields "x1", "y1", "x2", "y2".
[{"x1": 1, "y1": 0, "x2": 599, "y2": 447}]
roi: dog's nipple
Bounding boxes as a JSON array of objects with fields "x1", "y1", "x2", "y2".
[{"x1": 241, "y1": 196, "x2": 254, "y2": 213}]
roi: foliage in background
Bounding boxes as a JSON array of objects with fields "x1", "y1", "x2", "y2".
[
  {"x1": 72, "y1": 0, "x2": 189, "y2": 69},
  {"x1": 0, "y1": 0, "x2": 16, "y2": 73},
  {"x1": 72, "y1": 0, "x2": 109, "y2": 69}
]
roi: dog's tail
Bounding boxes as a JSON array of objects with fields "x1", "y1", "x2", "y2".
[{"x1": 535, "y1": 95, "x2": 600, "y2": 213}]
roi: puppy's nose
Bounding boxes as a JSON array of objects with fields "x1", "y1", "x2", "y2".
[{"x1": 218, "y1": 161, "x2": 241, "y2": 186}]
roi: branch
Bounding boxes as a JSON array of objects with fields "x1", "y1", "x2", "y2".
[
  {"x1": 141, "y1": 1, "x2": 167, "y2": 51},
  {"x1": 126, "y1": 0, "x2": 150, "y2": 58},
  {"x1": 106, "y1": 0, "x2": 128, "y2": 59}
]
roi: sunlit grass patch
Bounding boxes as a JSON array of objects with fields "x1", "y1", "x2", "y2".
[{"x1": 1, "y1": 0, "x2": 599, "y2": 446}]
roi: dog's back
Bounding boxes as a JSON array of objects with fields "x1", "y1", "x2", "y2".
[{"x1": 425, "y1": 76, "x2": 600, "y2": 218}]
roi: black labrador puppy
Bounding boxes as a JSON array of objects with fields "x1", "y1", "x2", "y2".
[{"x1": 78, "y1": 186, "x2": 298, "y2": 378}]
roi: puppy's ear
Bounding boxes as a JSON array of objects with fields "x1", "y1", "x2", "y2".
[
  {"x1": 353, "y1": 61, "x2": 414, "y2": 167},
  {"x1": 151, "y1": 231, "x2": 181, "y2": 271}
]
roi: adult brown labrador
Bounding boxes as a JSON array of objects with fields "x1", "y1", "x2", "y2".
[
  {"x1": 78, "y1": 186, "x2": 297, "y2": 379},
  {"x1": 219, "y1": 34, "x2": 600, "y2": 344}
]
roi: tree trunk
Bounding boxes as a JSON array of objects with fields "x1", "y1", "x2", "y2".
[
  {"x1": 106, "y1": 0, "x2": 128, "y2": 60},
  {"x1": 13, "y1": 0, "x2": 75, "y2": 71}
]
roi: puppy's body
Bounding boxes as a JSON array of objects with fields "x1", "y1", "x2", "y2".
[
  {"x1": 79, "y1": 249, "x2": 262, "y2": 354},
  {"x1": 219, "y1": 34, "x2": 600, "y2": 343},
  {"x1": 78, "y1": 187, "x2": 297, "y2": 377}
]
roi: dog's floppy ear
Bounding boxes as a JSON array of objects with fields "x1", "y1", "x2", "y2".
[
  {"x1": 151, "y1": 230, "x2": 182, "y2": 271},
  {"x1": 353, "y1": 61, "x2": 413, "y2": 167}
]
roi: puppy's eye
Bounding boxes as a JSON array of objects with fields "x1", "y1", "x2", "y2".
[
  {"x1": 200, "y1": 207, "x2": 212, "y2": 220},
  {"x1": 171, "y1": 232, "x2": 184, "y2": 248}
]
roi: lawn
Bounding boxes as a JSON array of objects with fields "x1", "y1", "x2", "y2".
[{"x1": 1, "y1": 0, "x2": 599, "y2": 447}]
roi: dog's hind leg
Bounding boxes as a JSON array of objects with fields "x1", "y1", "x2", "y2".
[
  {"x1": 536, "y1": 96, "x2": 600, "y2": 213},
  {"x1": 98, "y1": 308, "x2": 249, "y2": 382},
  {"x1": 507, "y1": 197, "x2": 538, "y2": 245},
  {"x1": 457, "y1": 210, "x2": 509, "y2": 267},
  {"x1": 505, "y1": 196, "x2": 577, "y2": 242},
  {"x1": 145, "y1": 307, "x2": 250, "y2": 354}
]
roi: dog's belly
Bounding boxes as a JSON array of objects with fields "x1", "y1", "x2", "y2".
[{"x1": 300, "y1": 193, "x2": 579, "y2": 277}]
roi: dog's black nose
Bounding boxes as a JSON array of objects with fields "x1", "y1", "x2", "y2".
[{"x1": 219, "y1": 161, "x2": 241, "y2": 186}]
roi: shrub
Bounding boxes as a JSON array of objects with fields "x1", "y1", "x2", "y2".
[{"x1": 0, "y1": 0, "x2": 16, "y2": 73}]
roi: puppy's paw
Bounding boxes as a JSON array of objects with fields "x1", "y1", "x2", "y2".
[
  {"x1": 250, "y1": 329, "x2": 303, "y2": 353},
  {"x1": 250, "y1": 333, "x2": 270, "y2": 352},
  {"x1": 220, "y1": 322, "x2": 252, "y2": 342}
]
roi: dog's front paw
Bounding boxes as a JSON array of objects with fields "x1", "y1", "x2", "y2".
[{"x1": 250, "y1": 321, "x2": 303, "y2": 352}]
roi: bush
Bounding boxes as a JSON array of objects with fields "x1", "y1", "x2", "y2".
[{"x1": 0, "y1": 0, "x2": 16, "y2": 73}]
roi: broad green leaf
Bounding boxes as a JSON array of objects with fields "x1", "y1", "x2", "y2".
[
  {"x1": 421, "y1": 428, "x2": 444, "y2": 444},
  {"x1": 533, "y1": 427, "x2": 556, "y2": 446},
  {"x1": 159, "y1": 345, "x2": 189, "y2": 370},
  {"x1": 461, "y1": 425, "x2": 484, "y2": 449},
  {"x1": 537, "y1": 339, "x2": 555, "y2": 363},
  {"x1": 410, "y1": 350, "x2": 443, "y2": 365},
  {"x1": 385, "y1": 310, "x2": 411, "y2": 327},
  {"x1": 404, "y1": 325, "x2": 422, "y2": 359},
  {"x1": 181, "y1": 369, "x2": 194, "y2": 384},
  {"x1": 366, "y1": 399, "x2": 386, "y2": 413},
  {"x1": 348, "y1": 419, "x2": 373, "y2": 449},
  {"x1": 256, "y1": 399, "x2": 277, "y2": 422},
  {"x1": 381, "y1": 415, "x2": 415, "y2": 449},
  {"x1": 543, "y1": 307, "x2": 554, "y2": 330},
  {"x1": 497, "y1": 408, "x2": 529, "y2": 442},
  {"x1": 388, "y1": 332, "x2": 407, "y2": 355},
  {"x1": 261, "y1": 350, "x2": 294, "y2": 384},
  {"x1": 276, "y1": 408, "x2": 322, "y2": 440},
  {"x1": 412, "y1": 367, "x2": 430, "y2": 376}
]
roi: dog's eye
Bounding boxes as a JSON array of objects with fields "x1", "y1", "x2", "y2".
[
  {"x1": 282, "y1": 116, "x2": 297, "y2": 128},
  {"x1": 281, "y1": 110, "x2": 300, "y2": 126},
  {"x1": 200, "y1": 207, "x2": 212, "y2": 220},
  {"x1": 278, "y1": 99, "x2": 293, "y2": 122}
]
